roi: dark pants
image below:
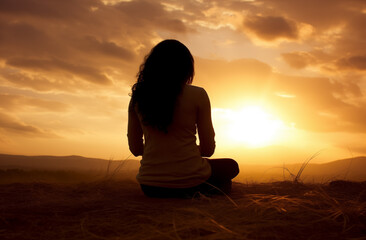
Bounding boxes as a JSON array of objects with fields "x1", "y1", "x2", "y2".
[{"x1": 140, "y1": 158, "x2": 239, "y2": 198}]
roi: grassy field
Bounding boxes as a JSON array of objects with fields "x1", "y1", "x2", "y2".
[{"x1": 0, "y1": 171, "x2": 365, "y2": 240}]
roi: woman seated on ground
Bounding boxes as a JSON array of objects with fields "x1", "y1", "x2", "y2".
[{"x1": 128, "y1": 39, "x2": 239, "y2": 198}]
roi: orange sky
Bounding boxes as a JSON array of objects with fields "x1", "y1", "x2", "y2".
[{"x1": 0, "y1": 0, "x2": 366, "y2": 164}]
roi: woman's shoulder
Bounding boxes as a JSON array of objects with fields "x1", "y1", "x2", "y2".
[
  {"x1": 183, "y1": 85, "x2": 207, "y2": 96},
  {"x1": 181, "y1": 85, "x2": 210, "y2": 107}
]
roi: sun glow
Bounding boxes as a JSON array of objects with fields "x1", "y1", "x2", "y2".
[{"x1": 214, "y1": 106, "x2": 285, "y2": 147}]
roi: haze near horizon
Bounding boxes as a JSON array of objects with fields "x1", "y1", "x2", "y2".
[{"x1": 1, "y1": 0, "x2": 366, "y2": 164}]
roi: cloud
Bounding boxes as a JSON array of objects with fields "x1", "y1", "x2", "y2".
[
  {"x1": 247, "y1": 0, "x2": 366, "y2": 74},
  {"x1": 0, "y1": 0, "x2": 191, "y2": 91},
  {"x1": 0, "y1": 0, "x2": 100, "y2": 20},
  {"x1": 0, "y1": 93, "x2": 69, "y2": 112},
  {"x1": 335, "y1": 14, "x2": 366, "y2": 54},
  {"x1": 0, "y1": 112, "x2": 59, "y2": 137},
  {"x1": 255, "y1": 0, "x2": 362, "y2": 30},
  {"x1": 337, "y1": 55, "x2": 366, "y2": 71},
  {"x1": 271, "y1": 74, "x2": 366, "y2": 133},
  {"x1": 195, "y1": 57, "x2": 366, "y2": 133},
  {"x1": 281, "y1": 50, "x2": 336, "y2": 71},
  {"x1": 114, "y1": 0, "x2": 187, "y2": 33},
  {"x1": 243, "y1": 15, "x2": 298, "y2": 41},
  {"x1": 207, "y1": 0, "x2": 366, "y2": 75},
  {"x1": 6, "y1": 58, "x2": 112, "y2": 85},
  {"x1": 281, "y1": 52, "x2": 315, "y2": 69},
  {"x1": 0, "y1": 21, "x2": 54, "y2": 57},
  {"x1": 0, "y1": 70, "x2": 73, "y2": 92},
  {"x1": 75, "y1": 36, "x2": 134, "y2": 61}
]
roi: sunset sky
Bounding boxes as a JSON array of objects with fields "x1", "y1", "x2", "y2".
[{"x1": 1, "y1": 0, "x2": 366, "y2": 164}]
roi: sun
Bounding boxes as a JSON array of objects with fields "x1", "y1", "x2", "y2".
[{"x1": 217, "y1": 106, "x2": 284, "y2": 147}]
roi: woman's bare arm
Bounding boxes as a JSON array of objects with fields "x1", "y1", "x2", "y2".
[
  {"x1": 197, "y1": 88, "x2": 215, "y2": 157},
  {"x1": 127, "y1": 100, "x2": 144, "y2": 157}
]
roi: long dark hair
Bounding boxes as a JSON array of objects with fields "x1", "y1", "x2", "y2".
[{"x1": 131, "y1": 39, "x2": 195, "y2": 132}]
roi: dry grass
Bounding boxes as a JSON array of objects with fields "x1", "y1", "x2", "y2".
[{"x1": 0, "y1": 174, "x2": 365, "y2": 240}]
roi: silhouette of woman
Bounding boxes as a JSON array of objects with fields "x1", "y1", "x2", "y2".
[{"x1": 128, "y1": 39, "x2": 239, "y2": 198}]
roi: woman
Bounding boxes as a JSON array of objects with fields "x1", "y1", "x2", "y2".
[{"x1": 128, "y1": 39, "x2": 239, "y2": 198}]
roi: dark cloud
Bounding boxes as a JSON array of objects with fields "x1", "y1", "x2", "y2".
[
  {"x1": 317, "y1": 13, "x2": 366, "y2": 72},
  {"x1": 0, "y1": 21, "x2": 57, "y2": 57},
  {"x1": 281, "y1": 52, "x2": 316, "y2": 69},
  {"x1": 0, "y1": 0, "x2": 189, "y2": 90},
  {"x1": 212, "y1": 0, "x2": 366, "y2": 74},
  {"x1": 281, "y1": 50, "x2": 337, "y2": 71},
  {"x1": 243, "y1": 15, "x2": 298, "y2": 41},
  {"x1": 0, "y1": 112, "x2": 58, "y2": 137},
  {"x1": 338, "y1": 14, "x2": 366, "y2": 53},
  {"x1": 75, "y1": 36, "x2": 134, "y2": 61},
  {"x1": 0, "y1": 0, "x2": 100, "y2": 21},
  {"x1": 337, "y1": 55, "x2": 366, "y2": 71}
]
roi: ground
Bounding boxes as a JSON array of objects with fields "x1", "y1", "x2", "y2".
[{"x1": 0, "y1": 173, "x2": 365, "y2": 240}]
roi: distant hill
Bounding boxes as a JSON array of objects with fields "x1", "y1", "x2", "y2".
[
  {"x1": 0, "y1": 154, "x2": 140, "y2": 172},
  {"x1": 298, "y1": 157, "x2": 366, "y2": 181},
  {"x1": 0, "y1": 154, "x2": 365, "y2": 182},
  {"x1": 237, "y1": 156, "x2": 366, "y2": 183}
]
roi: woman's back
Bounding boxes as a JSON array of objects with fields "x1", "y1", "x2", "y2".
[{"x1": 135, "y1": 85, "x2": 214, "y2": 188}]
